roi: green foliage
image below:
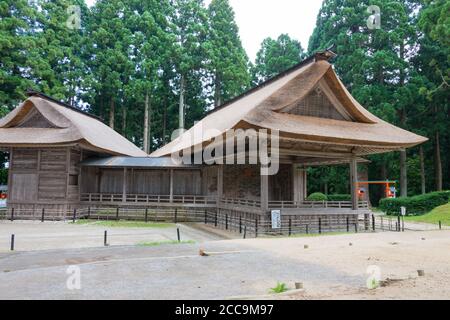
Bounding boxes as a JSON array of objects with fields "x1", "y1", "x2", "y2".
[
  {"x1": 252, "y1": 34, "x2": 305, "y2": 85},
  {"x1": 308, "y1": 0, "x2": 449, "y2": 199},
  {"x1": 137, "y1": 240, "x2": 195, "y2": 246},
  {"x1": 0, "y1": 168, "x2": 7, "y2": 185},
  {"x1": 270, "y1": 282, "x2": 288, "y2": 294},
  {"x1": 307, "y1": 192, "x2": 328, "y2": 201},
  {"x1": 73, "y1": 219, "x2": 174, "y2": 228},
  {"x1": 379, "y1": 191, "x2": 450, "y2": 216},
  {"x1": 404, "y1": 203, "x2": 450, "y2": 226},
  {"x1": 327, "y1": 194, "x2": 352, "y2": 201},
  {"x1": 206, "y1": 0, "x2": 250, "y2": 106}
]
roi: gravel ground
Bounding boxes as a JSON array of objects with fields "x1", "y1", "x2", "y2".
[
  {"x1": 0, "y1": 229, "x2": 449, "y2": 300},
  {"x1": 0, "y1": 221, "x2": 225, "y2": 252}
]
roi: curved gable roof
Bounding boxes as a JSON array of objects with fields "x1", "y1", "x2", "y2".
[
  {"x1": 152, "y1": 53, "x2": 427, "y2": 157},
  {"x1": 0, "y1": 96, "x2": 148, "y2": 157}
]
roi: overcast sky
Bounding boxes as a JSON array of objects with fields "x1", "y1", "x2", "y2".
[{"x1": 84, "y1": 0, "x2": 323, "y2": 62}]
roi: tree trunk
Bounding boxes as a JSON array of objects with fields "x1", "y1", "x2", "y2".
[
  {"x1": 122, "y1": 107, "x2": 127, "y2": 135},
  {"x1": 435, "y1": 131, "x2": 443, "y2": 191},
  {"x1": 399, "y1": 40, "x2": 407, "y2": 198},
  {"x1": 143, "y1": 92, "x2": 150, "y2": 153},
  {"x1": 214, "y1": 72, "x2": 222, "y2": 107},
  {"x1": 163, "y1": 93, "x2": 167, "y2": 145},
  {"x1": 179, "y1": 74, "x2": 186, "y2": 131},
  {"x1": 109, "y1": 97, "x2": 115, "y2": 129},
  {"x1": 419, "y1": 145, "x2": 426, "y2": 194},
  {"x1": 400, "y1": 150, "x2": 407, "y2": 197}
]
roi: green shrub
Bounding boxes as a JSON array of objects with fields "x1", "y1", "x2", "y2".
[
  {"x1": 307, "y1": 192, "x2": 328, "y2": 201},
  {"x1": 379, "y1": 191, "x2": 450, "y2": 216},
  {"x1": 327, "y1": 194, "x2": 351, "y2": 201}
]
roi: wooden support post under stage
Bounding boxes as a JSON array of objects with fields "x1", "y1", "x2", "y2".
[
  {"x1": 122, "y1": 168, "x2": 127, "y2": 203},
  {"x1": 169, "y1": 169, "x2": 174, "y2": 203},
  {"x1": 350, "y1": 158, "x2": 358, "y2": 210},
  {"x1": 217, "y1": 165, "x2": 223, "y2": 205},
  {"x1": 260, "y1": 166, "x2": 269, "y2": 211},
  {"x1": 292, "y1": 164, "x2": 307, "y2": 202}
]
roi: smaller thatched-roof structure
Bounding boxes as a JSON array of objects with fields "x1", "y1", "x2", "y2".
[{"x1": 0, "y1": 92, "x2": 147, "y2": 157}]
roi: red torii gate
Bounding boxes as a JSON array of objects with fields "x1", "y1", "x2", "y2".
[{"x1": 356, "y1": 180, "x2": 397, "y2": 199}]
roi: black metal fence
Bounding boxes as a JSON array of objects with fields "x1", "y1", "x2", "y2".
[{"x1": 1, "y1": 207, "x2": 446, "y2": 236}]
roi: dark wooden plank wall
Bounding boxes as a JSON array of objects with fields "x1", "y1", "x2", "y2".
[
  {"x1": 131, "y1": 169, "x2": 170, "y2": 194},
  {"x1": 8, "y1": 147, "x2": 82, "y2": 206}
]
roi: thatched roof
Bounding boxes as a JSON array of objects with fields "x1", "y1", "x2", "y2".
[
  {"x1": 151, "y1": 51, "x2": 427, "y2": 157},
  {"x1": 0, "y1": 94, "x2": 147, "y2": 157}
]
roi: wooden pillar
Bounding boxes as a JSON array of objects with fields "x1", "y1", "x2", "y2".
[
  {"x1": 292, "y1": 164, "x2": 307, "y2": 202},
  {"x1": 7, "y1": 147, "x2": 13, "y2": 204},
  {"x1": 350, "y1": 158, "x2": 358, "y2": 210},
  {"x1": 122, "y1": 168, "x2": 127, "y2": 203},
  {"x1": 217, "y1": 165, "x2": 223, "y2": 205},
  {"x1": 169, "y1": 169, "x2": 174, "y2": 202},
  {"x1": 261, "y1": 166, "x2": 269, "y2": 211}
]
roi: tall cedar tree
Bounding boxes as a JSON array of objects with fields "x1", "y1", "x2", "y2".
[
  {"x1": 85, "y1": 0, "x2": 134, "y2": 130},
  {"x1": 206, "y1": 0, "x2": 250, "y2": 107},
  {"x1": 171, "y1": 0, "x2": 208, "y2": 132},
  {"x1": 307, "y1": 0, "x2": 427, "y2": 200},
  {"x1": 252, "y1": 34, "x2": 306, "y2": 85}
]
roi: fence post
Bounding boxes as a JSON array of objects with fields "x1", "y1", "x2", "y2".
[
  {"x1": 145, "y1": 208, "x2": 148, "y2": 223},
  {"x1": 41, "y1": 208, "x2": 45, "y2": 223},
  {"x1": 372, "y1": 215, "x2": 376, "y2": 231},
  {"x1": 104, "y1": 230, "x2": 108, "y2": 246},
  {"x1": 177, "y1": 228, "x2": 181, "y2": 242},
  {"x1": 346, "y1": 217, "x2": 349, "y2": 232},
  {"x1": 10, "y1": 234, "x2": 15, "y2": 251},
  {"x1": 72, "y1": 209, "x2": 76, "y2": 223},
  {"x1": 288, "y1": 218, "x2": 292, "y2": 237},
  {"x1": 174, "y1": 208, "x2": 178, "y2": 223},
  {"x1": 239, "y1": 215, "x2": 242, "y2": 234},
  {"x1": 215, "y1": 212, "x2": 218, "y2": 227},
  {"x1": 255, "y1": 217, "x2": 258, "y2": 238},
  {"x1": 397, "y1": 216, "x2": 401, "y2": 232},
  {"x1": 318, "y1": 218, "x2": 322, "y2": 234},
  {"x1": 116, "y1": 207, "x2": 119, "y2": 221},
  {"x1": 10, "y1": 208, "x2": 14, "y2": 222},
  {"x1": 225, "y1": 214, "x2": 228, "y2": 230}
]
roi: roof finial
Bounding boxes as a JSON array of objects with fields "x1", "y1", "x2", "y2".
[{"x1": 314, "y1": 45, "x2": 337, "y2": 62}]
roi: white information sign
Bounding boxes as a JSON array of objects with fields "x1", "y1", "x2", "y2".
[
  {"x1": 271, "y1": 210, "x2": 281, "y2": 229},
  {"x1": 401, "y1": 206, "x2": 406, "y2": 216}
]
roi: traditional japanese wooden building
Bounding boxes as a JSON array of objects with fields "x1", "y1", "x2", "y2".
[{"x1": 0, "y1": 50, "x2": 427, "y2": 232}]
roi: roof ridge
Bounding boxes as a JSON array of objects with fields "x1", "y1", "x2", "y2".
[
  {"x1": 206, "y1": 49, "x2": 336, "y2": 116},
  {"x1": 26, "y1": 90, "x2": 103, "y2": 122}
]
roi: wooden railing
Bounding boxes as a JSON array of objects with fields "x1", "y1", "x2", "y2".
[
  {"x1": 80, "y1": 193, "x2": 217, "y2": 205},
  {"x1": 220, "y1": 198, "x2": 261, "y2": 208},
  {"x1": 268, "y1": 200, "x2": 369, "y2": 209},
  {"x1": 80, "y1": 194, "x2": 369, "y2": 211}
]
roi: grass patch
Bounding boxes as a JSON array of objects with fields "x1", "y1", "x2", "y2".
[
  {"x1": 137, "y1": 240, "x2": 195, "y2": 247},
  {"x1": 404, "y1": 203, "x2": 450, "y2": 226},
  {"x1": 72, "y1": 219, "x2": 174, "y2": 228},
  {"x1": 270, "y1": 282, "x2": 288, "y2": 294},
  {"x1": 264, "y1": 232, "x2": 348, "y2": 239}
]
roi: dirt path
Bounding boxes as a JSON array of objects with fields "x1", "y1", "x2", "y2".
[{"x1": 1, "y1": 229, "x2": 449, "y2": 299}]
